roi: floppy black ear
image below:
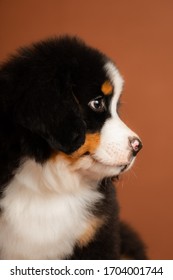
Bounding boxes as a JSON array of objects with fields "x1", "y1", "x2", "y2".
[{"x1": 15, "y1": 88, "x2": 86, "y2": 154}]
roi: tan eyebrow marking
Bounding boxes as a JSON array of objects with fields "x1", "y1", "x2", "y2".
[{"x1": 101, "y1": 80, "x2": 113, "y2": 95}]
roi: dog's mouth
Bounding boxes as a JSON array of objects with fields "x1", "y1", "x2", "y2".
[
  {"x1": 120, "y1": 164, "x2": 129, "y2": 172},
  {"x1": 69, "y1": 150, "x2": 133, "y2": 181},
  {"x1": 89, "y1": 153, "x2": 131, "y2": 172}
]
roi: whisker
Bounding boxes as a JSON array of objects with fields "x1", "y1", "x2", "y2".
[{"x1": 130, "y1": 167, "x2": 138, "y2": 179}]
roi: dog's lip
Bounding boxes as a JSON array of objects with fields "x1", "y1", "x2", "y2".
[
  {"x1": 90, "y1": 154, "x2": 130, "y2": 169},
  {"x1": 119, "y1": 164, "x2": 129, "y2": 172}
]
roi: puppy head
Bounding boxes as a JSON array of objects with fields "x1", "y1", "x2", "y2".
[{"x1": 1, "y1": 36, "x2": 142, "y2": 178}]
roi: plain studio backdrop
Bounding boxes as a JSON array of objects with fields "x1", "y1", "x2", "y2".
[{"x1": 0, "y1": 0, "x2": 173, "y2": 260}]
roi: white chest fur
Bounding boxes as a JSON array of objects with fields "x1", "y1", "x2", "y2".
[{"x1": 0, "y1": 158, "x2": 102, "y2": 259}]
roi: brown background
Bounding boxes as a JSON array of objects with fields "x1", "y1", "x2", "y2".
[{"x1": 0, "y1": 0, "x2": 173, "y2": 259}]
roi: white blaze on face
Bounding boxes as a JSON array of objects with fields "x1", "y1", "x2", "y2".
[{"x1": 93, "y1": 61, "x2": 139, "y2": 168}]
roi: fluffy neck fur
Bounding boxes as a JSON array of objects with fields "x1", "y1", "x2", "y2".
[{"x1": 0, "y1": 157, "x2": 103, "y2": 259}]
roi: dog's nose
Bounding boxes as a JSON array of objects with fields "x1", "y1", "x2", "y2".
[{"x1": 129, "y1": 137, "x2": 143, "y2": 156}]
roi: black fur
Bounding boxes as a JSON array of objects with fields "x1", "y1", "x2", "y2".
[
  {"x1": 120, "y1": 221, "x2": 147, "y2": 259},
  {"x1": 0, "y1": 36, "x2": 147, "y2": 259}
]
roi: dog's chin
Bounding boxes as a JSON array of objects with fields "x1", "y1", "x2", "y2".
[{"x1": 72, "y1": 154, "x2": 135, "y2": 181}]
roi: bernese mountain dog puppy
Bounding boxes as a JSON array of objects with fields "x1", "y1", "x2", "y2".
[{"x1": 0, "y1": 36, "x2": 147, "y2": 260}]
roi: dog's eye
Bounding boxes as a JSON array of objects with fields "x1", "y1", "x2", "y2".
[{"x1": 88, "y1": 96, "x2": 106, "y2": 113}]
